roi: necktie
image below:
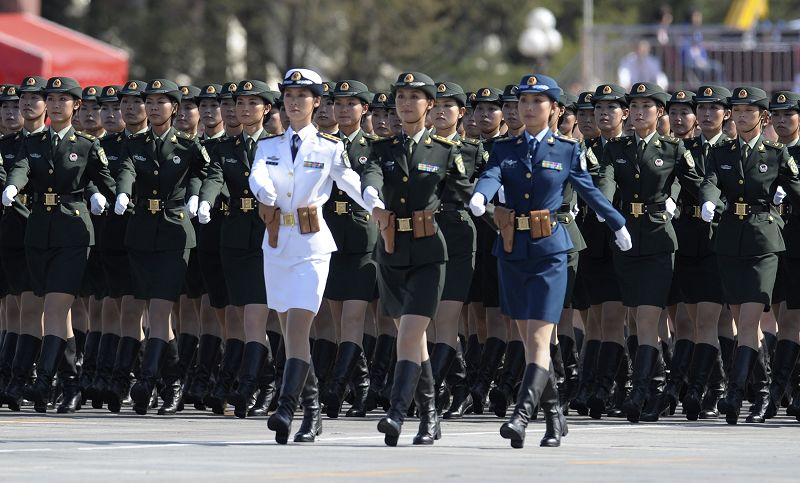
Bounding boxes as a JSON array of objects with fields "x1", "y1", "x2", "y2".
[
  {"x1": 344, "y1": 138, "x2": 351, "y2": 152},
  {"x1": 52, "y1": 134, "x2": 60, "y2": 153},
  {"x1": 291, "y1": 133, "x2": 301, "y2": 160},
  {"x1": 702, "y1": 142, "x2": 710, "y2": 161},
  {"x1": 405, "y1": 136, "x2": 414, "y2": 157},
  {"x1": 528, "y1": 137, "x2": 539, "y2": 159},
  {"x1": 246, "y1": 137, "x2": 256, "y2": 160},
  {"x1": 637, "y1": 139, "x2": 647, "y2": 161},
  {"x1": 155, "y1": 137, "x2": 164, "y2": 157},
  {"x1": 742, "y1": 144, "x2": 751, "y2": 162}
]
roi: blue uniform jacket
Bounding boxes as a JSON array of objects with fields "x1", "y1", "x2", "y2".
[{"x1": 474, "y1": 132, "x2": 625, "y2": 261}]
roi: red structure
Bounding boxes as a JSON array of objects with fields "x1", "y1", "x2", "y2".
[{"x1": 0, "y1": 13, "x2": 128, "y2": 87}]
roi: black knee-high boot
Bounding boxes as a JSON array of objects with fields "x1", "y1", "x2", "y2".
[
  {"x1": 489, "y1": 340, "x2": 526, "y2": 418},
  {"x1": 323, "y1": 341, "x2": 362, "y2": 418},
  {"x1": 0, "y1": 331, "x2": 18, "y2": 396},
  {"x1": 158, "y1": 338, "x2": 185, "y2": 415},
  {"x1": 186, "y1": 334, "x2": 221, "y2": 409},
  {"x1": 24, "y1": 335, "x2": 67, "y2": 413},
  {"x1": 469, "y1": 337, "x2": 506, "y2": 414},
  {"x1": 310, "y1": 338, "x2": 337, "y2": 399},
  {"x1": 205, "y1": 338, "x2": 244, "y2": 414},
  {"x1": 572, "y1": 339, "x2": 600, "y2": 416},
  {"x1": 365, "y1": 334, "x2": 394, "y2": 412},
  {"x1": 622, "y1": 344, "x2": 659, "y2": 423},
  {"x1": 78, "y1": 331, "x2": 100, "y2": 403},
  {"x1": 106, "y1": 337, "x2": 141, "y2": 413},
  {"x1": 683, "y1": 343, "x2": 720, "y2": 421},
  {"x1": 499, "y1": 363, "x2": 551, "y2": 449},
  {"x1": 56, "y1": 337, "x2": 81, "y2": 413},
  {"x1": 413, "y1": 359, "x2": 440, "y2": 445},
  {"x1": 718, "y1": 346, "x2": 758, "y2": 425},
  {"x1": 652, "y1": 339, "x2": 694, "y2": 417},
  {"x1": 293, "y1": 360, "x2": 322, "y2": 442},
  {"x1": 377, "y1": 360, "x2": 422, "y2": 447},
  {"x1": 229, "y1": 341, "x2": 269, "y2": 419},
  {"x1": 558, "y1": 335, "x2": 580, "y2": 411},
  {"x1": 249, "y1": 342, "x2": 277, "y2": 417},
  {"x1": 130, "y1": 338, "x2": 169, "y2": 415},
  {"x1": 766, "y1": 340, "x2": 800, "y2": 419},
  {"x1": 2, "y1": 334, "x2": 39, "y2": 411},
  {"x1": 745, "y1": 343, "x2": 771, "y2": 423},
  {"x1": 268, "y1": 358, "x2": 310, "y2": 444},
  {"x1": 90, "y1": 333, "x2": 120, "y2": 409},
  {"x1": 430, "y1": 343, "x2": 457, "y2": 414},
  {"x1": 587, "y1": 342, "x2": 624, "y2": 420},
  {"x1": 540, "y1": 364, "x2": 568, "y2": 447},
  {"x1": 346, "y1": 351, "x2": 370, "y2": 417},
  {"x1": 443, "y1": 343, "x2": 473, "y2": 419}
]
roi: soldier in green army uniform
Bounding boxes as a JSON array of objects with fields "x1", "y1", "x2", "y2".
[
  {"x1": 557, "y1": 93, "x2": 578, "y2": 137},
  {"x1": 198, "y1": 79, "x2": 277, "y2": 418},
  {"x1": 113, "y1": 79, "x2": 209, "y2": 416},
  {"x1": 314, "y1": 82, "x2": 339, "y2": 135},
  {"x1": 321, "y1": 79, "x2": 379, "y2": 418},
  {"x1": 361, "y1": 71, "x2": 471, "y2": 446},
  {"x1": 369, "y1": 92, "x2": 393, "y2": 139},
  {"x1": 597, "y1": 82, "x2": 703, "y2": 423},
  {"x1": 700, "y1": 86, "x2": 800, "y2": 424},
  {"x1": 176, "y1": 85, "x2": 202, "y2": 137},
  {"x1": 500, "y1": 84, "x2": 525, "y2": 138},
  {"x1": 0, "y1": 76, "x2": 48, "y2": 411},
  {"x1": 765, "y1": 90, "x2": 800, "y2": 420},
  {"x1": 2, "y1": 76, "x2": 116, "y2": 414}
]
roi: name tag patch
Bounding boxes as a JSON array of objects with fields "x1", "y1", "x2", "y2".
[
  {"x1": 303, "y1": 161, "x2": 324, "y2": 169},
  {"x1": 501, "y1": 159, "x2": 518, "y2": 168},
  {"x1": 30, "y1": 153, "x2": 41, "y2": 158},
  {"x1": 133, "y1": 154, "x2": 146, "y2": 162},
  {"x1": 541, "y1": 160, "x2": 562, "y2": 170},
  {"x1": 720, "y1": 164, "x2": 732, "y2": 170},
  {"x1": 417, "y1": 163, "x2": 439, "y2": 173},
  {"x1": 614, "y1": 158, "x2": 626, "y2": 164},
  {"x1": 265, "y1": 160, "x2": 279, "y2": 165}
]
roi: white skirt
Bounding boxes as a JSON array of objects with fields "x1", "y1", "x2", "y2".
[{"x1": 263, "y1": 252, "x2": 331, "y2": 314}]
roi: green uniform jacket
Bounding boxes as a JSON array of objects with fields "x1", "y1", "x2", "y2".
[
  {"x1": 701, "y1": 136, "x2": 800, "y2": 257},
  {"x1": 200, "y1": 132, "x2": 269, "y2": 251},
  {"x1": 323, "y1": 129, "x2": 379, "y2": 254},
  {"x1": 578, "y1": 136, "x2": 614, "y2": 258},
  {"x1": 0, "y1": 131, "x2": 31, "y2": 248},
  {"x1": 361, "y1": 129, "x2": 472, "y2": 266},
  {"x1": 784, "y1": 144, "x2": 800, "y2": 258},
  {"x1": 117, "y1": 127, "x2": 209, "y2": 251},
  {"x1": 7, "y1": 128, "x2": 116, "y2": 249},
  {"x1": 195, "y1": 135, "x2": 228, "y2": 253},
  {"x1": 598, "y1": 134, "x2": 702, "y2": 256}
]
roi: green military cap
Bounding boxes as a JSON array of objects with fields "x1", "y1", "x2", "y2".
[
  {"x1": 769, "y1": 91, "x2": 800, "y2": 112},
  {"x1": 233, "y1": 80, "x2": 276, "y2": 104},
  {"x1": 729, "y1": 86, "x2": 769, "y2": 109},
  {"x1": 575, "y1": 91, "x2": 595, "y2": 109},
  {"x1": 220, "y1": 81, "x2": 239, "y2": 99},
  {"x1": 333, "y1": 80, "x2": 371, "y2": 103},
  {"x1": 179, "y1": 85, "x2": 201, "y2": 104},
  {"x1": 592, "y1": 83, "x2": 628, "y2": 106},
  {"x1": 473, "y1": 87, "x2": 503, "y2": 105},
  {"x1": 197, "y1": 84, "x2": 223, "y2": 100},
  {"x1": 81, "y1": 86, "x2": 102, "y2": 102},
  {"x1": 434, "y1": 81, "x2": 467, "y2": 107},
  {"x1": 98, "y1": 85, "x2": 122, "y2": 104},
  {"x1": 500, "y1": 84, "x2": 519, "y2": 103},
  {"x1": 693, "y1": 85, "x2": 731, "y2": 107},
  {"x1": 391, "y1": 71, "x2": 436, "y2": 99},
  {"x1": 45, "y1": 76, "x2": 82, "y2": 98},
  {"x1": 465, "y1": 91, "x2": 476, "y2": 108},
  {"x1": 19, "y1": 76, "x2": 47, "y2": 94},
  {"x1": 119, "y1": 80, "x2": 146, "y2": 98},
  {"x1": 371, "y1": 91, "x2": 390, "y2": 109},
  {"x1": 666, "y1": 90, "x2": 696, "y2": 110},
  {"x1": 279, "y1": 68, "x2": 324, "y2": 96},
  {"x1": 626, "y1": 82, "x2": 670, "y2": 106},
  {"x1": 385, "y1": 93, "x2": 397, "y2": 109},
  {"x1": 0, "y1": 84, "x2": 19, "y2": 102},
  {"x1": 271, "y1": 91, "x2": 283, "y2": 110},
  {"x1": 321, "y1": 81, "x2": 336, "y2": 97},
  {"x1": 144, "y1": 79, "x2": 181, "y2": 103},
  {"x1": 559, "y1": 93, "x2": 578, "y2": 112}
]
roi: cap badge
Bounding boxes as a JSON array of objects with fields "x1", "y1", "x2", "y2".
[
  {"x1": 738, "y1": 89, "x2": 748, "y2": 98},
  {"x1": 244, "y1": 82, "x2": 253, "y2": 91},
  {"x1": 585, "y1": 93, "x2": 593, "y2": 101},
  {"x1": 778, "y1": 94, "x2": 787, "y2": 103},
  {"x1": 53, "y1": 78, "x2": 62, "y2": 88},
  {"x1": 602, "y1": 85, "x2": 612, "y2": 94},
  {"x1": 228, "y1": 83, "x2": 237, "y2": 92},
  {"x1": 527, "y1": 76, "x2": 537, "y2": 86},
  {"x1": 107, "y1": 87, "x2": 115, "y2": 96},
  {"x1": 704, "y1": 87, "x2": 713, "y2": 96},
  {"x1": 378, "y1": 93, "x2": 387, "y2": 102},
  {"x1": 180, "y1": 86, "x2": 189, "y2": 95},
  {"x1": 88, "y1": 87, "x2": 97, "y2": 95},
  {"x1": 437, "y1": 83, "x2": 446, "y2": 93},
  {"x1": 128, "y1": 81, "x2": 138, "y2": 90},
  {"x1": 291, "y1": 71, "x2": 302, "y2": 81},
  {"x1": 206, "y1": 86, "x2": 216, "y2": 94},
  {"x1": 676, "y1": 91, "x2": 685, "y2": 99},
  {"x1": 341, "y1": 82, "x2": 350, "y2": 91},
  {"x1": 7, "y1": 87, "x2": 15, "y2": 95},
  {"x1": 481, "y1": 88, "x2": 491, "y2": 97},
  {"x1": 404, "y1": 73, "x2": 414, "y2": 83},
  {"x1": 26, "y1": 77, "x2": 36, "y2": 86},
  {"x1": 152, "y1": 80, "x2": 162, "y2": 89},
  {"x1": 636, "y1": 83, "x2": 646, "y2": 93}
]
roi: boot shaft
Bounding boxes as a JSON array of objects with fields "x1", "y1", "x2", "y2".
[{"x1": 387, "y1": 360, "x2": 422, "y2": 422}]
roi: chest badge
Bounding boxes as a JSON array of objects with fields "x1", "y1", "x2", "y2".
[
  {"x1": 759, "y1": 164, "x2": 768, "y2": 173},
  {"x1": 417, "y1": 163, "x2": 440, "y2": 173},
  {"x1": 358, "y1": 156, "x2": 368, "y2": 164},
  {"x1": 173, "y1": 155, "x2": 181, "y2": 164},
  {"x1": 541, "y1": 160, "x2": 563, "y2": 171},
  {"x1": 654, "y1": 158, "x2": 663, "y2": 167},
  {"x1": 69, "y1": 153, "x2": 78, "y2": 161}
]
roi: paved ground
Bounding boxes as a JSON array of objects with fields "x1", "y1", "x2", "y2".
[{"x1": 1, "y1": 406, "x2": 798, "y2": 482}]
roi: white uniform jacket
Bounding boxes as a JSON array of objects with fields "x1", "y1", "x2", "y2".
[{"x1": 249, "y1": 123, "x2": 369, "y2": 257}]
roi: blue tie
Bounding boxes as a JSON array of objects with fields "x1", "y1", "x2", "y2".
[
  {"x1": 528, "y1": 137, "x2": 539, "y2": 159},
  {"x1": 291, "y1": 133, "x2": 301, "y2": 160}
]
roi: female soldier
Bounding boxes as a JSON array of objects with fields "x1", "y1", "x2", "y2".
[
  {"x1": 700, "y1": 86, "x2": 800, "y2": 424},
  {"x1": 470, "y1": 74, "x2": 630, "y2": 448},
  {"x1": 0, "y1": 77, "x2": 47, "y2": 411},
  {"x1": 2, "y1": 76, "x2": 116, "y2": 413},
  {"x1": 113, "y1": 79, "x2": 209, "y2": 416},
  {"x1": 321, "y1": 80, "x2": 379, "y2": 418},
  {"x1": 501, "y1": 85, "x2": 525, "y2": 138},
  {"x1": 361, "y1": 71, "x2": 471, "y2": 446},
  {"x1": 370, "y1": 92, "x2": 394, "y2": 139},
  {"x1": 250, "y1": 68, "x2": 369, "y2": 444},
  {"x1": 597, "y1": 82, "x2": 702, "y2": 423},
  {"x1": 198, "y1": 80, "x2": 276, "y2": 419}
]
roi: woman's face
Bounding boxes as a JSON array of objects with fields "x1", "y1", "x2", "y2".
[
  {"x1": 668, "y1": 104, "x2": 697, "y2": 137},
  {"x1": 235, "y1": 95, "x2": 269, "y2": 127},
  {"x1": 731, "y1": 104, "x2": 762, "y2": 135},
  {"x1": 628, "y1": 98, "x2": 662, "y2": 132},
  {"x1": 46, "y1": 93, "x2": 79, "y2": 125},
  {"x1": 333, "y1": 97, "x2": 367, "y2": 131},
  {"x1": 431, "y1": 98, "x2": 463, "y2": 133},
  {"x1": 558, "y1": 108, "x2": 577, "y2": 136},
  {"x1": 0, "y1": 100, "x2": 23, "y2": 132},
  {"x1": 175, "y1": 100, "x2": 200, "y2": 133},
  {"x1": 593, "y1": 101, "x2": 628, "y2": 136},
  {"x1": 394, "y1": 87, "x2": 432, "y2": 126},
  {"x1": 100, "y1": 101, "x2": 125, "y2": 132},
  {"x1": 19, "y1": 92, "x2": 46, "y2": 122},
  {"x1": 371, "y1": 108, "x2": 392, "y2": 137},
  {"x1": 474, "y1": 101, "x2": 503, "y2": 135},
  {"x1": 770, "y1": 109, "x2": 799, "y2": 140},
  {"x1": 502, "y1": 101, "x2": 522, "y2": 130},
  {"x1": 120, "y1": 95, "x2": 147, "y2": 128},
  {"x1": 283, "y1": 87, "x2": 320, "y2": 125},
  {"x1": 314, "y1": 96, "x2": 337, "y2": 129},
  {"x1": 220, "y1": 98, "x2": 240, "y2": 128},
  {"x1": 144, "y1": 94, "x2": 177, "y2": 127},
  {"x1": 518, "y1": 93, "x2": 556, "y2": 132},
  {"x1": 695, "y1": 102, "x2": 729, "y2": 135},
  {"x1": 78, "y1": 100, "x2": 103, "y2": 132},
  {"x1": 577, "y1": 108, "x2": 599, "y2": 138},
  {"x1": 199, "y1": 98, "x2": 222, "y2": 131}
]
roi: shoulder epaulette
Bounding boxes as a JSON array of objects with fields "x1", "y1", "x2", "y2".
[
  {"x1": 659, "y1": 135, "x2": 680, "y2": 144},
  {"x1": 362, "y1": 132, "x2": 380, "y2": 141},
  {"x1": 430, "y1": 134, "x2": 457, "y2": 146},
  {"x1": 718, "y1": 138, "x2": 736, "y2": 147},
  {"x1": 609, "y1": 135, "x2": 632, "y2": 144},
  {"x1": 318, "y1": 132, "x2": 342, "y2": 143},
  {"x1": 556, "y1": 134, "x2": 578, "y2": 144},
  {"x1": 75, "y1": 131, "x2": 96, "y2": 141},
  {"x1": 495, "y1": 136, "x2": 517, "y2": 143},
  {"x1": 377, "y1": 135, "x2": 399, "y2": 145},
  {"x1": 763, "y1": 139, "x2": 784, "y2": 149},
  {"x1": 460, "y1": 137, "x2": 481, "y2": 146},
  {"x1": 175, "y1": 131, "x2": 194, "y2": 140}
]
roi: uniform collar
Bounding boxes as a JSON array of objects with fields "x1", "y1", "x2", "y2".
[
  {"x1": 24, "y1": 125, "x2": 46, "y2": 137},
  {"x1": 126, "y1": 127, "x2": 148, "y2": 137},
  {"x1": 403, "y1": 127, "x2": 426, "y2": 145},
  {"x1": 445, "y1": 132, "x2": 457, "y2": 141},
  {"x1": 701, "y1": 132, "x2": 723, "y2": 146},
  {"x1": 287, "y1": 123, "x2": 317, "y2": 142},
  {"x1": 634, "y1": 131, "x2": 657, "y2": 146},
  {"x1": 523, "y1": 126, "x2": 551, "y2": 145},
  {"x1": 739, "y1": 135, "x2": 759, "y2": 150},
  {"x1": 243, "y1": 128, "x2": 264, "y2": 143},
  {"x1": 344, "y1": 128, "x2": 361, "y2": 143},
  {"x1": 149, "y1": 127, "x2": 172, "y2": 141},
  {"x1": 204, "y1": 130, "x2": 225, "y2": 140},
  {"x1": 51, "y1": 125, "x2": 72, "y2": 141},
  {"x1": 785, "y1": 136, "x2": 799, "y2": 148}
]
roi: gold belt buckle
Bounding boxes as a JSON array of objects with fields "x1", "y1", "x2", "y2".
[
  {"x1": 282, "y1": 212, "x2": 296, "y2": 226},
  {"x1": 397, "y1": 218, "x2": 412, "y2": 232},
  {"x1": 777, "y1": 204, "x2": 785, "y2": 216},
  {"x1": 148, "y1": 199, "x2": 161, "y2": 214},
  {"x1": 516, "y1": 216, "x2": 530, "y2": 231},
  {"x1": 693, "y1": 206, "x2": 702, "y2": 218},
  {"x1": 240, "y1": 198, "x2": 254, "y2": 212},
  {"x1": 630, "y1": 202, "x2": 643, "y2": 217},
  {"x1": 334, "y1": 201, "x2": 349, "y2": 215},
  {"x1": 734, "y1": 203, "x2": 748, "y2": 216},
  {"x1": 19, "y1": 194, "x2": 28, "y2": 206},
  {"x1": 43, "y1": 193, "x2": 58, "y2": 206}
]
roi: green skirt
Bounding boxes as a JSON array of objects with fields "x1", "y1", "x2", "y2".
[
  {"x1": 613, "y1": 251, "x2": 674, "y2": 308},
  {"x1": 718, "y1": 253, "x2": 778, "y2": 307}
]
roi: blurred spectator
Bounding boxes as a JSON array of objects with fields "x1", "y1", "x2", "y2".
[
  {"x1": 618, "y1": 40, "x2": 669, "y2": 90},
  {"x1": 680, "y1": 10, "x2": 725, "y2": 83}
]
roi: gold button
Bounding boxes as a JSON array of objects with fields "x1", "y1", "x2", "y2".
[
  {"x1": 400, "y1": 197, "x2": 406, "y2": 203},
  {"x1": 403, "y1": 176, "x2": 409, "y2": 182},
  {"x1": 48, "y1": 169, "x2": 54, "y2": 174},
  {"x1": 534, "y1": 216, "x2": 539, "y2": 221},
  {"x1": 287, "y1": 192, "x2": 292, "y2": 197},
  {"x1": 288, "y1": 171, "x2": 293, "y2": 177},
  {"x1": 153, "y1": 170, "x2": 159, "y2": 175},
  {"x1": 662, "y1": 214, "x2": 667, "y2": 220},
  {"x1": 74, "y1": 210, "x2": 80, "y2": 216},
  {"x1": 338, "y1": 190, "x2": 343, "y2": 195},
  {"x1": 152, "y1": 190, "x2": 158, "y2": 195},
  {"x1": 46, "y1": 206, "x2": 52, "y2": 212},
  {"x1": 769, "y1": 216, "x2": 774, "y2": 222},
  {"x1": 633, "y1": 194, "x2": 639, "y2": 199},
  {"x1": 738, "y1": 197, "x2": 743, "y2": 202},
  {"x1": 243, "y1": 189, "x2": 249, "y2": 195},
  {"x1": 244, "y1": 171, "x2": 249, "y2": 176},
  {"x1": 524, "y1": 193, "x2": 530, "y2": 199},
  {"x1": 179, "y1": 212, "x2": 184, "y2": 219},
  {"x1": 47, "y1": 187, "x2": 53, "y2": 193},
  {"x1": 738, "y1": 180, "x2": 744, "y2": 185},
  {"x1": 634, "y1": 174, "x2": 640, "y2": 179},
  {"x1": 526, "y1": 173, "x2": 532, "y2": 179},
  {"x1": 739, "y1": 215, "x2": 744, "y2": 220}
]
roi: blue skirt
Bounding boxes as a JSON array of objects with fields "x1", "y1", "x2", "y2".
[{"x1": 498, "y1": 252, "x2": 567, "y2": 323}]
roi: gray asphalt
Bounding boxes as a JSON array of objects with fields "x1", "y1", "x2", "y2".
[{"x1": 1, "y1": 406, "x2": 798, "y2": 482}]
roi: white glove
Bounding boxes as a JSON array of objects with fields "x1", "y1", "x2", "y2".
[
  {"x1": 2, "y1": 185, "x2": 18, "y2": 206},
  {"x1": 614, "y1": 226, "x2": 633, "y2": 251},
  {"x1": 571, "y1": 204, "x2": 580, "y2": 218},
  {"x1": 114, "y1": 193, "x2": 130, "y2": 215},
  {"x1": 362, "y1": 186, "x2": 385, "y2": 211},
  {"x1": 773, "y1": 186, "x2": 786, "y2": 205},
  {"x1": 90, "y1": 193, "x2": 106, "y2": 215},
  {"x1": 469, "y1": 193, "x2": 486, "y2": 217},
  {"x1": 596, "y1": 213, "x2": 605, "y2": 223},
  {"x1": 186, "y1": 195, "x2": 199, "y2": 218},
  {"x1": 700, "y1": 201, "x2": 716, "y2": 222},
  {"x1": 665, "y1": 198, "x2": 676, "y2": 219},
  {"x1": 498, "y1": 186, "x2": 506, "y2": 204},
  {"x1": 198, "y1": 200, "x2": 212, "y2": 225}
]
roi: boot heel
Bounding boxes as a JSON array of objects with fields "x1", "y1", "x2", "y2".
[{"x1": 500, "y1": 422, "x2": 524, "y2": 448}]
